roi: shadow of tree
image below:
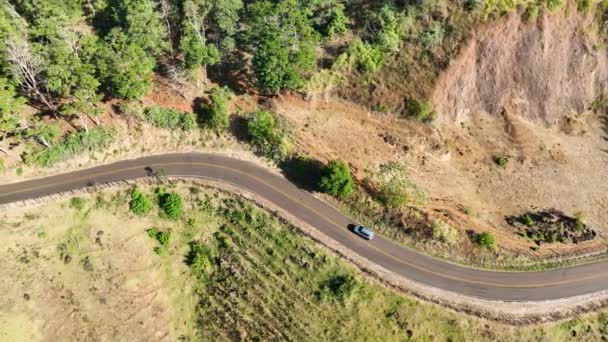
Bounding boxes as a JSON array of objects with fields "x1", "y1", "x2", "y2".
[
  {"x1": 229, "y1": 115, "x2": 249, "y2": 143},
  {"x1": 279, "y1": 155, "x2": 324, "y2": 192},
  {"x1": 208, "y1": 51, "x2": 253, "y2": 96}
]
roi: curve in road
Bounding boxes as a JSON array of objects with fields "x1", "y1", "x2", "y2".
[{"x1": 1, "y1": 153, "x2": 607, "y2": 301}]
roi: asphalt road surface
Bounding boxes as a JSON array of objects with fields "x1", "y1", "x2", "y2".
[{"x1": 1, "y1": 153, "x2": 607, "y2": 301}]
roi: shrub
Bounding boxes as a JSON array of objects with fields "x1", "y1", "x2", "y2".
[
  {"x1": 144, "y1": 106, "x2": 197, "y2": 131},
  {"x1": 70, "y1": 197, "x2": 85, "y2": 211},
  {"x1": 546, "y1": 0, "x2": 563, "y2": 11},
  {"x1": 419, "y1": 22, "x2": 445, "y2": 49},
  {"x1": 366, "y1": 161, "x2": 426, "y2": 208},
  {"x1": 199, "y1": 86, "x2": 233, "y2": 132},
  {"x1": 318, "y1": 274, "x2": 360, "y2": 302},
  {"x1": 432, "y1": 220, "x2": 459, "y2": 244},
  {"x1": 520, "y1": 214, "x2": 535, "y2": 227},
  {"x1": 147, "y1": 228, "x2": 171, "y2": 255},
  {"x1": 130, "y1": 190, "x2": 152, "y2": 215},
  {"x1": 404, "y1": 100, "x2": 435, "y2": 122},
  {"x1": 320, "y1": 3, "x2": 348, "y2": 37},
  {"x1": 320, "y1": 160, "x2": 354, "y2": 198},
  {"x1": 463, "y1": 0, "x2": 482, "y2": 11},
  {"x1": 493, "y1": 155, "x2": 509, "y2": 168},
  {"x1": 577, "y1": 0, "x2": 592, "y2": 11},
  {"x1": 477, "y1": 232, "x2": 497, "y2": 249},
  {"x1": 344, "y1": 39, "x2": 385, "y2": 73},
  {"x1": 158, "y1": 192, "x2": 183, "y2": 219},
  {"x1": 28, "y1": 127, "x2": 113, "y2": 167},
  {"x1": 187, "y1": 243, "x2": 214, "y2": 277},
  {"x1": 524, "y1": 4, "x2": 540, "y2": 22},
  {"x1": 247, "y1": 110, "x2": 288, "y2": 159},
  {"x1": 575, "y1": 212, "x2": 586, "y2": 231},
  {"x1": 371, "y1": 5, "x2": 406, "y2": 52}
]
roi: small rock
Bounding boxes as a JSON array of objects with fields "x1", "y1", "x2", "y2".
[{"x1": 23, "y1": 293, "x2": 30, "y2": 301}]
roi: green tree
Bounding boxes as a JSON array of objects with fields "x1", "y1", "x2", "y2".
[
  {"x1": 0, "y1": 78, "x2": 24, "y2": 153},
  {"x1": 320, "y1": 160, "x2": 354, "y2": 198},
  {"x1": 96, "y1": 29, "x2": 156, "y2": 100},
  {"x1": 209, "y1": 0, "x2": 243, "y2": 51},
  {"x1": 179, "y1": 0, "x2": 220, "y2": 72},
  {"x1": 247, "y1": 110, "x2": 287, "y2": 159},
  {"x1": 26, "y1": 120, "x2": 61, "y2": 148},
  {"x1": 130, "y1": 189, "x2": 153, "y2": 215},
  {"x1": 159, "y1": 192, "x2": 183, "y2": 219},
  {"x1": 248, "y1": 0, "x2": 319, "y2": 93},
  {"x1": 100, "y1": 0, "x2": 168, "y2": 57},
  {"x1": 322, "y1": 4, "x2": 348, "y2": 37},
  {"x1": 199, "y1": 86, "x2": 232, "y2": 131}
]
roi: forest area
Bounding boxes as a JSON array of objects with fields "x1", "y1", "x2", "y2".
[{"x1": 0, "y1": 0, "x2": 540, "y2": 166}]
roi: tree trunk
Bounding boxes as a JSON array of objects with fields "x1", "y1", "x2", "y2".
[
  {"x1": 88, "y1": 114, "x2": 100, "y2": 126},
  {"x1": 38, "y1": 136, "x2": 50, "y2": 148},
  {"x1": 79, "y1": 114, "x2": 88, "y2": 132}
]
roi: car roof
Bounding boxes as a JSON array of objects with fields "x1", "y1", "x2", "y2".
[{"x1": 359, "y1": 226, "x2": 373, "y2": 235}]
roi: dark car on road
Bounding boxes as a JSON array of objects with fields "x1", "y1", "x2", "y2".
[{"x1": 352, "y1": 225, "x2": 375, "y2": 240}]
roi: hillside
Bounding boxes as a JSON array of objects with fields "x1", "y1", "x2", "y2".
[{"x1": 0, "y1": 0, "x2": 607, "y2": 283}]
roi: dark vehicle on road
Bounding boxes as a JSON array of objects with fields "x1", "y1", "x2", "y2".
[{"x1": 352, "y1": 225, "x2": 374, "y2": 240}]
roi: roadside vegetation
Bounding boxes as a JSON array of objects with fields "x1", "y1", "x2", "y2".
[
  {"x1": 3, "y1": 186, "x2": 608, "y2": 340},
  {"x1": 0, "y1": 0, "x2": 604, "y2": 274}
]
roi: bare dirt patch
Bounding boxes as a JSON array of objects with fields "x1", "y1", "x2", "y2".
[
  {"x1": 272, "y1": 85, "x2": 608, "y2": 263},
  {"x1": 432, "y1": 6, "x2": 608, "y2": 124}
]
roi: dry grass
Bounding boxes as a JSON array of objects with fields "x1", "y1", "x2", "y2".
[{"x1": 3, "y1": 185, "x2": 608, "y2": 340}]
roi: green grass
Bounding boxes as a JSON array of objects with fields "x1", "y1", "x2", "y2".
[
  {"x1": 154, "y1": 186, "x2": 608, "y2": 340},
  {"x1": 6, "y1": 185, "x2": 608, "y2": 340}
]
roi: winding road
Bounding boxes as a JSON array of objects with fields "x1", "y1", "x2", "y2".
[{"x1": 1, "y1": 153, "x2": 608, "y2": 302}]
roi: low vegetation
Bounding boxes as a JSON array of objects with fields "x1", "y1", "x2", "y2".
[
  {"x1": 508, "y1": 210, "x2": 597, "y2": 245},
  {"x1": 6, "y1": 186, "x2": 608, "y2": 340},
  {"x1": 146, "y1": 227, "x2": 171, "y2": 255},
  {"x1": 158, "y1": 192, "x2": 184, "y2": 219},
  {"x1": 26, "y1": 127, "x2": 113, "y2": 167},
  {"x1": 366, "y1": 161, "x2": 427, "y2": 208},
  {"x1": 247, "y1": 110, "x2": 289, "y2": 160},
  {"x1": 129, "y1": 189, "x2": 152, "y2": 216},
  {"x1": 197, "y1": 86, "x2": 233, "y2": 132},
  {"x1": 144, "y1": 107, "x2": 197, "y2": 131},
  {"x1": 476, "y1": 232, "x2": 497, "y2": 249}
]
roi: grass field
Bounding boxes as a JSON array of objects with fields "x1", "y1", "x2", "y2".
[{"x1": 1, "y1": 183, "x2": 608, "y2": 341}]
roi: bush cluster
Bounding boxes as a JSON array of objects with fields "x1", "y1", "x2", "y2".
[
  {"x1": 317, "y1": 274, "x2": 360, "y2": 303},
  {"x1": 366, "y1": 161, "x2": 426, "y2": 208},
  {"x1": 158, "y1": 192, "x2": 184, "y2": 219},
  {"x1": 147, "y1": 228, "x2": 171, "y2": 255},
  {"x1": 144, "y1": 107, "x2": 197, "y2": 131},
  {"x1": 28, "y1": 127, "x2": 113, "y2": 167},
  {"x1": 130, "y1": 189, "x2": 152, "y2": 215},
  {"x1": 198, "y1": 87, "x2": 233, "y2": 132},
  {"x1": 404, "y1": 100, "x2": 435, "y2": 122},
  {"x1": 247, "y1": 110, "x2": 288, "y2": 160},
  {"x1": 476, "y1": 232, "x2": 497, "y2": 249}
]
